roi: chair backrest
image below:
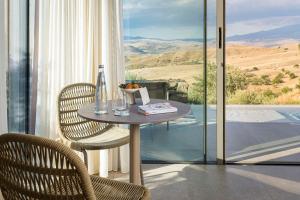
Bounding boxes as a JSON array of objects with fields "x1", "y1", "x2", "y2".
[
  {"x1": 58, "y1": 83, "x2": 109, "y2": 141},
  {"x1": 0, "y1": 133, "x2": 96, "y2": 200}
]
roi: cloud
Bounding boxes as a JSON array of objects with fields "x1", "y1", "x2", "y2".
[
  {"x1": 123, "y1": 0, "x2": 300, "y2": 39},
  {"x1": 227, "y1": 15, "x2": 300, "y2": 36},
  {"x1": 123, "y1": 0, "x2": 203, "y2": 39},
  {"x1": 227, "y1": 0, "x2": 300, "y2": 23}
]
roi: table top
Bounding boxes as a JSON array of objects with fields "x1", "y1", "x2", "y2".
[{"x1": 78, "y1": 99, "x2": 191, "y2": 125}]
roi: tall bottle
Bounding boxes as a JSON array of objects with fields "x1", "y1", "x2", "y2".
[{"x1": 95, "y1": 65, "x2": 108, "y2": 114}]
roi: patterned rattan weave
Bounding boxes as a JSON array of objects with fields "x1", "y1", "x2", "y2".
[
  {"x1": 0, "y1": 133, "x2": 150, "y2": 200},
  {"x1": 57, "y1": 83, "x2": 129, "y2": 166}
]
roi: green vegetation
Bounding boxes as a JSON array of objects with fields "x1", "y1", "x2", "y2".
[
  {"x1": 188, "y1": 63, "x2": 299, "y2": 105},
  {"x1": 281, "y1": 87, "x2": 292, "y2": 94},
  {"x1": 283, "y1": 70, "x2": 297, "y2": 79},
  {"x1": 296, "y1": 79, "x2": 300, "y2": 89},
  {"x1": 189, "y1": 63, "x2": 249, "y2": 104},
  {"x1": 188, "y1": 63, "x2": 216, "y2": 104},
  {"x1": 125, "y1": 72, "x2": 145, "y2": 81},
  {"x1": 250, "y1": 74, "x2": 271, "y2": 85},
  {"x1": 289, "y1": 72, "x2": 297, "y2": 79},
  {"x1": 228, "y1": 89, "x2": 278, "y2": 104},
  {"x1": 272, "y1": 72, "x2": 284, "y2": 84}
]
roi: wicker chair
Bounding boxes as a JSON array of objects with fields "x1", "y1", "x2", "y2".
[
  {"x1": 57, "y1": 83, "x2": 130, "y2": 168},
  {"x1": 0, "y1": 133, "x2": 150, "y2": 200}
]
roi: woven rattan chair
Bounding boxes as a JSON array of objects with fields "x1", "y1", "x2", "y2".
[
  {"x1": 57, "y1": 83, "x2": 130, "y2": 168},
  {"x1": 0, "y1": 133, "x2": 150, "y2": 200}
]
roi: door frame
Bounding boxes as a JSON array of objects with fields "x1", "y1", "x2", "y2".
[{"x1": 216, "y1": 0, "x2": 226, "y2": 164}]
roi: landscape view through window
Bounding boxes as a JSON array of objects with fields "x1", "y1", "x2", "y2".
[
  {"x1": 123, "y1": 0, "x2": 300, "y2": 163},
  {"x1": 123, "y1": 0, "x2": 208, "y2": 162},
  {"x1": 225, "y1": 0, "x2": 300, "y2": 163}
]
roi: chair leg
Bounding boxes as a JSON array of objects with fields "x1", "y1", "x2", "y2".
[
  {"x1": 140, "y1": 163, "x2": 144, "y2": 186},
  {"x1": 81, "y1": 149, "x2": 88, "y2": 169}
]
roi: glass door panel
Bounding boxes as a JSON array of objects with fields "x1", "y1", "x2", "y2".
[
  {"x1": 123, "y1": 0, "x2": 206, "y2": 162},
  {"x1": 225, "y1": 0, "x2": 300, "y2": 164}
]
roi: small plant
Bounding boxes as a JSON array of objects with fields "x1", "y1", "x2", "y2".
[
  {"x1": 272, "y1": 72, "x2": 284, "y2": 84},
  {"x1": 294, "y1": 64, "x2": 300, "y2": 68},
  {"x1": 125, "y1": 72, "x2": 145, "y2": 81},
  {"x1": 263, "y1": 89, "x2": 278, "y2": 98},
  {"x1": 252, "y1": 67, "x2": 259, "y2": 71},
  {"x1": 284, "y1": 48, "x2": 289, "y2": 51},
  {"x1": 281, "y1": 87, "x2": 293, "y2": 94},
  {"x1": 283, "y1": 70, "x2": 297, "y2": 79},
  {"x1": 296, "y1": 79, "x2": 300, "y2": 89},
  {"x1": 251, "y1": 77, "x2": 262, "y2": 85},
  {"x1": 289, "y1": 72, "x2": 297, "y2": 79},
  {"x1": 261, "y1": 75, "x2": 271, "y2": 85}
]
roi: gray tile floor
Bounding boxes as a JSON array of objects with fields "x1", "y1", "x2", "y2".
[
  {"x1": 1, "y1": 164, "x2": 299, "y2": 200},
  {"x1": 115, "y1": 164, "x2": 300, "y2": 200}
]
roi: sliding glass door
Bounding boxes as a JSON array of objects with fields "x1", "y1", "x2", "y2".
[
  {"x1": 123, "y1": 0, "x2": 210, "y2": 163},
  {"x1": 225, "y1": 0, "x2": 300, "y2": 164},
  {"x1": 7, "y1": 0, "x2": 31, "y2": 133}
]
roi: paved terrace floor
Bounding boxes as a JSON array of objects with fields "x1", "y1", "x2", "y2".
[
  {"x1": 141, "y1": 105, "x2": 300, "y2": 163},
  {"x1": 113, "y1": 164, "x2": 300, "y2": 200}
]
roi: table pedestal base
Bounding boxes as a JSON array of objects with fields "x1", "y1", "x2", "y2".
[{"x1": 130, "y1": 124, "x2": 141, "y2": 185}]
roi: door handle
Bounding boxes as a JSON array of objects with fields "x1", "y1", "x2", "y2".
[{"x1": 219, "y1": 27, "x2": 222, "y2": 49}]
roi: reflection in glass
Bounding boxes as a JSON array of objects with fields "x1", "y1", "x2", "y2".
[
  {"x1": 7, "y1": 0, "x2": 30, "y2": 132},
  {"x1": 123, "y1": 0, "x2": 205, "y2": 162}
]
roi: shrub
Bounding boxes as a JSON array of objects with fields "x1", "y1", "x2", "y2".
[
  {"x1": 188, "y1": 63, "x2": 249, "y2": 104},
  {"x1": 289, "y1": 72, "x2": 297, "y2": 79},
  {"x1": 281, "y1": 87, "x2": 293, "y2": 94},
  {"x1": 252, "y1": 67, "x2": 259, "y2": 71},
  {"x1": 251, "y1": 77, "x2": 263, "y2": 85},
  {"x1": 228, "y1": 90, "x2": 260, "y2": 104},
  {"x1": 188, "y1": 63, "x2": 216, "y2": 104},
  {"x1": 226, "y1": 66, "x2": 249, "y2": 96},
  {"x1": 294, "y1": 64, "x2": 300, "y2": 68},
  {"x1": 261, "y1": 75, "x2": 271, "y2": 85},
  {"x1": 295, "y1": 79, "x2": 300, "y2": 89},
  {"x1": 272, "y1": 73, "x2": 284, "y2": 84},
  {"x1": 283, "y1": 70, "x2": 297, "y2": 79},
  {"x1": 125, "y1": 72, "x2": 145, "y2": 81},
  {"x1": 228, "y1": 89, "x2": 277, "y2": 104},
  {"x1": 250, "y1": 74, "x2": 271, "y2": 85}
]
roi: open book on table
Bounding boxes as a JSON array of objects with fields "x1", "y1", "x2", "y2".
[{"x1": 138, "y1": 102, "x2": 178, "y2": 115}]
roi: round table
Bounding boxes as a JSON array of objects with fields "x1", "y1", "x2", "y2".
[{"x1": 78, "y1": 99, "x2": 191, "y2": 185}]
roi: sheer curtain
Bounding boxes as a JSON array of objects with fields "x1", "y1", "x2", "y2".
[
  {"x1": 34, "y1": 0, "x2": 128, "y2": 176},
  {"x1": 102, "y1": 0, "x2": 129, "y2": 174},
  {"x1": 0, "y1": 0, "x2": 8, "y2": 135}
]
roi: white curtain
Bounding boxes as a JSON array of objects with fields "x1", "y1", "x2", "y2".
[
  {"x1": 34, "y1": 0, "x2": 128, "y2": 176},
  {"x1": 0, "y1": 0, "x2": 8, "y2": 135},
  {"x1": 102, "y1": 0, "x2": 129, "y2": 173}
]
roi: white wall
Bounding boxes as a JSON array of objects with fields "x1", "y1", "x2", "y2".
[{"x1": 0, "y1": 0, "x2": 8, "y2": 134}]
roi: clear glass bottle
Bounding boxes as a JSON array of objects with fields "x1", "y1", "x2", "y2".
[{"x1": 95, "y1": 65, "x2": 108, "y2": 114}]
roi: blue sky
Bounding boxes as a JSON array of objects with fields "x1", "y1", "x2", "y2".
[{"x1": 123, "y1": 0, "x2": 300, "y2": 39}]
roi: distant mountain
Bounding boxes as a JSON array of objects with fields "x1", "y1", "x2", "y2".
[
  {"x1": 126, "y1": 45, "x2": 146, "y2": 55},
  {"x1": 124, "y1": 35, "x2": 203, "y2": 43},
  {"x1": 124, "y1": 36, "x2": 147, "y2": 40},
  {"x1": 228, "y1": 24, "x2": 300, "y2": 42}
]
